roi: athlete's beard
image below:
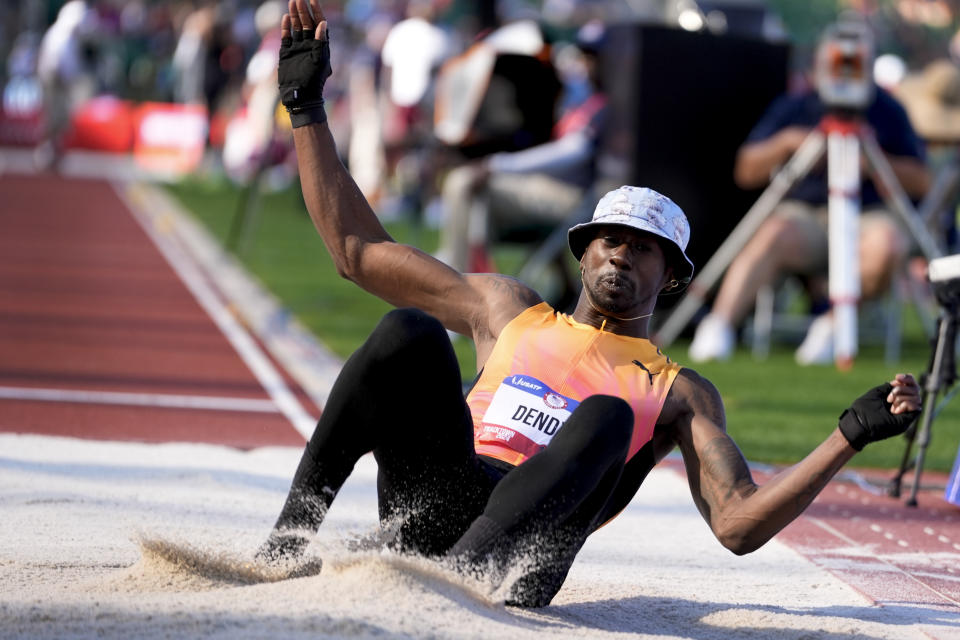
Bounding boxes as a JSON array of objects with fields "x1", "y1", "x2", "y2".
[{"x1": 582, "y1": 271, "x2": 650, "y2": 319}]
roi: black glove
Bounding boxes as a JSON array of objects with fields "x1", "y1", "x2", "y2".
[
  {"x1": 278, "y1": 27, "x2": 332, "y2": 128},
  {"x1": 838, "y1": 383, "x2": 920, "y2": 450}
]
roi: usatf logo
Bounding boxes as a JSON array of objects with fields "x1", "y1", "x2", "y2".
[{"x1": 542, "y1": 392, "x2": 568, "y2": 410}]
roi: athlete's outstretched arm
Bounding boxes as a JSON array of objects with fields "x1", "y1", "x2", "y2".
[
  {"x1": 668, "y1": 370, "x2": 920, "y2": 554},
  {"x1": 280, "y1": 1, "x2": 538, "y2": 341}
]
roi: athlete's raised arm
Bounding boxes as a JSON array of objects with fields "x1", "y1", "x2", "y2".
[
  {"x1": 664, "y1": 370, "x2": 920, "y2": 553},
  {"x1": 279, "y1": 0, "x2": 540, "y2": 343}
]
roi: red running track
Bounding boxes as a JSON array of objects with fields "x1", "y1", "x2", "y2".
[
  {"x1": 0, "y1": 173, "x2": 311, "y2": 449},
  {"x1": 775, "y1": 468, "x2": 960, "y2": 614}
]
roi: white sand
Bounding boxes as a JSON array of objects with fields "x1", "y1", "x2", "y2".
[{"x1": 2, "y1": 432, "x2": 957, "y2": 640}]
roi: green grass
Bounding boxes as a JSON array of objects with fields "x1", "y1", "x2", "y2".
[
  {"x1": 165, "y1": 177, "x2": 960, "y2": 474},
  {"x1": 687, "y1": 344, "x2": 960, "y2": 472},
  {"x1": 165, "y1": 176, "x2": 480, "y2": 373}
]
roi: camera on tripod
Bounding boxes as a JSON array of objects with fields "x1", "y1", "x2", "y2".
[
  {"x1": 814, "y1": 16, "x2": 875, "y2": 113},
  {"x1": 928, "y1": 254, "x2": 960, "y2": 309},
  {"x1": 889, "y1": 253, "x2": 960, "y2": 505}
]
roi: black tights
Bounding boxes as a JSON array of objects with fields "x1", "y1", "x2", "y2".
[{"x1": 265, "y1": 308, "x2": 634, "y2": 605}]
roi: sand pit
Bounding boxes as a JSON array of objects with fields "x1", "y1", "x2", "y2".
[{"x1": 1, "y1": 433, "x2": 956, "y2": 639}]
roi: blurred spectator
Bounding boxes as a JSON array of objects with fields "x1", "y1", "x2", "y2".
[
  {"x1": 222, "y1": 0, "x2": 293, "y2": 189},
  {"x1": 171, "y1": 4, "x2": 215, "y2": 105},
  {"x1": 894, "y1": 58, "x2": 960, "y2": 255},
  {"x1": 895, "y1": 58, "x2": 960, "y2": 145},
  {"x1": 435, "y1": 20, "x2": 608, "y2": 307},
  {"x1": 120, "y1": 2, "x2": 176, "y2": 102},
  {"x1": 36, "y1": 0, "x2": 96, "y2": 165},
  {"x1": 2, "y1": 32, "x2": 44, "y2": 147},
  {"x1": 379, "y1": 0, "x2": 455, "y2": 218},
  {"x1": 689, "y1": 22, "x2": 931, "y2": 365},
  {"x1": 6, "y1": 32, "x2": 39, "y2": 81},
  {"x1": 381, "y1": 0, "x2": 452, "y2": 113},
  {"x1": 345, "y1": 13, "x2": 394, "y2": 206}
]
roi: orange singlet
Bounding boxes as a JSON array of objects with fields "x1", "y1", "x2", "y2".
[{"x1": 468, "y1": 302, "x2": 683, "y2": 467}]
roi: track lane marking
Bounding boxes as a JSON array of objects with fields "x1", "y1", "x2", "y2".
[
  {"x1": 0, "y1": 385, "x2": 281, "y2": 413},
  {"x1": 806, "y1": 516, "x2": 960, "y2": 607}
]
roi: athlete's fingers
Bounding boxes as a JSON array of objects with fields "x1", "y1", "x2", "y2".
[
  {"x1": 888, "y1": 373, "x2": 919, "y2": 396},
  {"x1": 296, "y1": 0, "x2": 315, "y2": 31},
  {"x1": 892, "y1": 372, "x2": 917, "y2": 387},
  {"x1": 309, "y1": 0, "x2": 326, "y2": 39},
  {"x1": 280, "y1": 13, "x2": 291, "y2": 39},
  {"x1": 890, "y1": 391, "x2": 921, "y2": 414},
  {"x1": 890, "y1": 374, "x2": 914, "y2": 390},
  {"x1": 892, "y1": 398, "x2": 921, "y2": 414},
  {"x1": 288, "y1": 0, "x2": 301, "y2": 32},
  {"x1": 887, "y1": 387, "x2": 919, "y2": 407},
  {"x1": 309, "y1": 0, "x2": 324, "y2": 24},
  {"x1": 888, "y1": 374, "x2": 921, "y2": 414}
]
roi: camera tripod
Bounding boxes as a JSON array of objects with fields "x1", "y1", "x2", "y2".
[
  {"x1": 888, "y1": 295, "x2": 959, "y2": 506},
  {"x1": 654, "y1": 113, "x2": 946, "y2": 366}
]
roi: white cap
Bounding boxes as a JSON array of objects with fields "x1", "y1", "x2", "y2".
[{"x1": 568, "y1": 186, "x2": 694, "y2": 282}]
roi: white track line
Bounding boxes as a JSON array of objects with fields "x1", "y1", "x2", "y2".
[
  {"x1": 0, "y1": 386, "x2": 280, "y2": 413},
  {"x1": 115, "y1": 182, "x2": 316, "y2": 439}
]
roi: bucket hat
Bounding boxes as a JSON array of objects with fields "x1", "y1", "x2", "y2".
[{"x1": 568, "y1": 185, "x2": 694, "y2": 284}]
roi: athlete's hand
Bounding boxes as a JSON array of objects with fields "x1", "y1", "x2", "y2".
[
  {"x1": 838, "y1": 374, "x2": 921, "y2": 450},
  {"x1": 887, "y1": 373, "x2": 922, "y2": 414},
  {"x1": 279, "y1": 0, "x2": 331, "y2": 128}
]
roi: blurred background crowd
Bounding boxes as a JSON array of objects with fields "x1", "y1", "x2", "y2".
[
  {"x1": 3, "y1": 1, "x2": 959, "y2": 186},
  {"x1": 5, "y1": 0, "x2": 960, "y2": 345}
]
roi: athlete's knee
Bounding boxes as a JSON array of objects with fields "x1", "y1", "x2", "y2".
[
  {"x1": 367, "y1": 308, "x2": 448, "y2": 358},
  {"x1": 580, "y1": 395, "x2": 631, "y2": 431},
  {"x1": 376, "y1": 307, "x2": 440, "y2": 334},
  {"x1": 565, "y1": 395, "x2": 633, "y2": 455}
]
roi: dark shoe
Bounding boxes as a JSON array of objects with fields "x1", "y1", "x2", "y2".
[{"x1": 255, "y1": 530, "x2": 311, "y2": 565}]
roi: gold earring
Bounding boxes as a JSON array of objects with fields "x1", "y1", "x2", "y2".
[{"x1": 665, "y1": 279, "x2": 679, "y2": 290}]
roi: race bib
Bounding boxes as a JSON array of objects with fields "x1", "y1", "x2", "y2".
[{"x1": 479, "y1": 375, "x2": 580, "y2": 456}]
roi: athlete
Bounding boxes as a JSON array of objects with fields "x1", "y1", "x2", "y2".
[{"x1": 260, "y1": 0, "x2": 922, "y2": 607}]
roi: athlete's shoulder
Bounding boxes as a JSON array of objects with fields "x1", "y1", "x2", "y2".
[
  {"x1": 466, "y1": 273, "x2": 544, "y2": 349},
  {"x1": 674, "y1": 367, "x2": 722, "y2": 400},
  {"x1": 661, "y1": 367, "x2": 725, "y2": 426},
  {"x1": 466, "y1": 274, "x2": 543, "y2": 320},
  {"x1": 472, "y1": 273, "x2": 541, "y2": 303}
]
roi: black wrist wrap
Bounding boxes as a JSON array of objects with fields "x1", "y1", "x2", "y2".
[
  {"x1": 278, "y1": 30, "x2": 332, "y2": 128},
  {"x1": 838, "y1": 407, "x2": 871, "y2": 451},
  {"x1": 838, "y1": 383, "x2": 919, "y2": 450}
]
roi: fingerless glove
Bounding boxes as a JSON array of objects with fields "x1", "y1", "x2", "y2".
[
  {"x1": 838, "y1": 383, "x2": 920, "y2": 450},
  {"x1": 278, "y1": 28, "x2": 332, "y2": 128}
]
